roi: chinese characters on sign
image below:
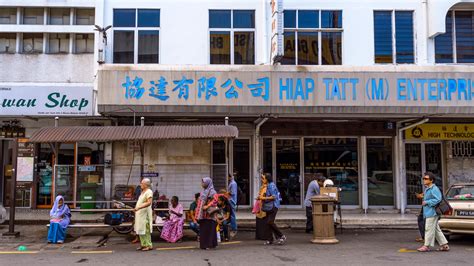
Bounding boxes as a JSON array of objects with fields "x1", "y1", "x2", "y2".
[
  {"x1": 120, "y1": 75, "x2": 474, "y2": 103},
  {"x1": 121, "y1": 75, "x2": 272, "y2": 102}
]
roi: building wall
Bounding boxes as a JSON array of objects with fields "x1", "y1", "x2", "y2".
[
  {"x1": 99, "y1": 0, "x2": 470, "y2": 66},
  {"x1": 112, "y1": 139, "x2": 211, "y2": 207},
  {"x1": 0, "y1": 54, "x2": 94, "y2": 83},
  {"x1": 447, "y1": 157, "x2": 474, "y2": 187}
]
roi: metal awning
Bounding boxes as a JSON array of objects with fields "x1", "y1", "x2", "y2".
[{"x1": 29, "y1": 125, "x2": 239, "y2": 143}]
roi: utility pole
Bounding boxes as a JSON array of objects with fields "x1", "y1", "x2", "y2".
[{"x1": 3, "y1": 139, "x2": 19, "y2": 237}]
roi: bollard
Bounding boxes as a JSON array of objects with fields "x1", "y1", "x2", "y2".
[{"x1": 311, "y1": 195, "x2": 339, "y2": 244}]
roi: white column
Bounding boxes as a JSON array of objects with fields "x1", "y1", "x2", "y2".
[
  {"x1": 252, "y1": 132, "x2": 260, "y2": 205},
  {"x1": 104, "y1": 142, "x2": 113, "y2": 202},
  {"x1": 360, "y1": 136, "x2": 368, "y2": 212},
  {"x1": 393, "y1": 135, "x2": 401, "y2": 210},
  {"x1": 397, "y1": 131, "x2": 407, "y2": 213}
]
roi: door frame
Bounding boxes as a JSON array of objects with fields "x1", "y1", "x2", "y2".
[
  {"x1": 405, "y1": 141, "x2": 445, "y2": 208},
  {"x1": 229, "y1": 137, "x2": 252, "y2": 208},
  {"x1": 273, "y1": 137, "x2": 303, "y2": 208},
  {"x1": 366, "y1": 136, "x2": 396, "y2": 209},
  {"x1": 35, "y1": 143, "x2": 56, "y2": 209}
]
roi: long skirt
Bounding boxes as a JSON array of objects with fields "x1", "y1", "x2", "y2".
[
  {"x1": 48, "y1": 222, "x2": 66, "y2": 243},
  {"x1": 255, "y1": 216, "x2": 269, "y2": 240},
  {"x1": 199, "y1": 219, "x2": 218, "y2": 249},
  {"x1": 161, "y1": 219, "x2": 184, "y2": 243}
]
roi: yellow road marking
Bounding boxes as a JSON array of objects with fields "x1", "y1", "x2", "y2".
[
  {"x1": 221, "y1": 241, "x2": 242, "y2": 245},
  {"x1": 398, "y1": 248, "x2": 417, "y2": 253},
  {"x1": 71, "y1": 251, "x2": 113, "y2": 254},
  {"x1": 156, "y1": 246, "x2": 196, "y2": 251},
  {"x1": 0, "y1": 251, "x2": 39, "y2": 254},
  {"x1": 156, "y1": 241, "x2": 242, "y2": 251}
]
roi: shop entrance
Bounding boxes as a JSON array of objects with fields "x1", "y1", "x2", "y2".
[
  {"x1": 304, "y1": 138, "x2": 359, "y2": 206},
  {"x1": 1, "y1": 139, "x2": 33, "y2": 208},
  {"x1": 275, "y1": 139, "x2": 301, "y2": 206},
  {"x1": 405, "y1": 142, "x2": 444, "y2": 206},
  {"x1": 231, "y1": 139, "x2": 251, "y2": 206},
  {"x1": 36, "y1": 144, "x2": 54, "y2": 208}
]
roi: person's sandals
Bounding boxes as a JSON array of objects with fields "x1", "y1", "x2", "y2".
[
  {"x1": 438, "y1": 244, "x2": 450, "y2": 252},
  {"x1": 141, "y1": 247, "x2": 153, "y2": 251},
  {"x1": 415, "y1": 237, "x2": 424, "y2": 243},
  {"x1": 276, "y1": 235, "x2": 287, "y2": 245},
  {"x1": 417, "y1": 246, "x2": 430, "y2": 252},
  {"x1": 131, "y1": 238, "x2": 140, "y2": 244},
  {"x1": 136, "y1": 246, "x2": 144, "y2": 251}
]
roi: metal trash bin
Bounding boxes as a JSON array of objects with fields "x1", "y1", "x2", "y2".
[{"x1": 311, "y1": 195, "x2": 339, "y2": 244}]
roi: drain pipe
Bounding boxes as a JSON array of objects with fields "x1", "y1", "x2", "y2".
[
  {"x1": 254, "y1": 117, "x2": 269, "y2": 201},
  {"x1": 397, "y1": 118, "x2": 429, "y2": 214}
]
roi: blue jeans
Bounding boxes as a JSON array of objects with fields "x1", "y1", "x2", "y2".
[
  {"x1": 189, "y1": 221, "x2": 200, "y2": 235},
  {"x1": 222, "y1": 220, "x2": 230, "y2": 240},
  {"x1": 230, "y1": 200, "x2": 237, "y2": 231}
]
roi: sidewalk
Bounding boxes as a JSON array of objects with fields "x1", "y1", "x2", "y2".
[{"x1": 3, "y1": 208, "x2": 418, "y2": 229}]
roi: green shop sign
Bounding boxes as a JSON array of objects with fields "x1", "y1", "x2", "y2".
[{"x1": 0, "y1": 85, "x2": 93, "y2": 116}]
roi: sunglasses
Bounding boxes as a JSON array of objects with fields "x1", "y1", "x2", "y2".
[{"x1": 422, "y1": 177, "x2": 430, "y2": 180}]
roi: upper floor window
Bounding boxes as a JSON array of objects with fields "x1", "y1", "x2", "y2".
[
  {"x1": 209, "y1": 10, "x2": 255, "y2": 64},
  {"x1": 75, "y1": 8, "x2": 94, "y2": 25},
  {"x1": 48, "y1": 8, "x2": 70, "y2": 25},
  {"x1": 0, "y1": 33, "x2": 16, "y2": 53},
  {"x1": 0, "y1": 8, "x2": 17, "y2": 24},
  {"x1": 23, "y1": 8, "x2": 44, "y2": 25},
  {"x1": 374, "y1": 11, "x2": 415, "y2": 64},
  {"x1": 48, "y1": 33, "x2": 70, "y2": 54},
  {"x1": 281, "y1": 10, "x2": 342, "y2": 65},
  {"x1": 22, "y1": 33, "x2": 43, "y2": 53},
  {"x1": 113, "y1": 9, "x2": 160, "y2": 64},
  {"x1": 74, "y1": 33, "x2": 94, "y2": 54},
  {"x1": 435, "y1": 11, "x2": 474, "y2": 64}
]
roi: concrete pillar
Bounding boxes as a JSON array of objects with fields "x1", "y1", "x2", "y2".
[
  {"x1": 360, "y1": 136, "x2": 368, "y2": 212},
  {"x1": 104, "y1": 142, "x2": 113, "y2": 202}
]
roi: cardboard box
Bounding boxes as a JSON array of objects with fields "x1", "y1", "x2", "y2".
[
  {"x1": 86, "y1": 175, "x2": 100, "y2": 183},
  {"x1": 320, "y1": 187, "x2": 339, "y2": 201}
]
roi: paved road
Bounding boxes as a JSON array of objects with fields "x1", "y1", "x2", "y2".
[{"x1": 0, "y1": 225, "x2": 473, "y2": 265}]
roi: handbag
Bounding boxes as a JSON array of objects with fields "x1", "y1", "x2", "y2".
[
  {"x1": 435, "y1": 195, "x2": 453, "y2": 216},
  {"x1": 252, "y1": 200, "x2": 262, "y2": 214},
  {"x1": 206, "y1": 206, "x2": 220, "y2": 216}
]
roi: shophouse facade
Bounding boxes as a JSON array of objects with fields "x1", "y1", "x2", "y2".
[{"x1": 2, "y1": 0, "x2": 474, "y2": 213}]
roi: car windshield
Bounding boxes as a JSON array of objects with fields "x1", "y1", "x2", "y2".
[{"x1": 446, "y1": 185, "x2": 474, "y2": 200}]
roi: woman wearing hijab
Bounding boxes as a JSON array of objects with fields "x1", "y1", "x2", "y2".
[
  {"x1": 134, "y1": 178, "x2": 154, "y2": 251},
  {"x1": 47, "y1": 195, "x2": 71, "y2": 244},
  {"x1": 195, "y1": 177, "x2": 218, "y2": 249}
]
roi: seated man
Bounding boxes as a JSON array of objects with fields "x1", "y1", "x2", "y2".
[
  {"x1": 160, "y1": 196, "x2": 184, "y2": 243},
  {"x1": 48, "y1": 195, "x2": 71, "y2": 244},
  {"x1": 189, "y1": 193, "x2": 200, "y2": 239},
  {"x1": 217, "y1": 195, "x2": 232, "y2": 242}
]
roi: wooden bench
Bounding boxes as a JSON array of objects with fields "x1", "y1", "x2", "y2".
[{"x1": 47, "y1": 208, "x2": 192, "y2": 235}]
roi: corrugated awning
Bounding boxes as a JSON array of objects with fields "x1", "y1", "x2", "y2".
[{"x1": 29, "y1": 125, "x2": 238, "y2": 143}]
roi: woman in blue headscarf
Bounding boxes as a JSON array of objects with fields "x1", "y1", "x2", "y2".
[{"x1": 47, "y1": 195, "x2": 71, "y2": 244}]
